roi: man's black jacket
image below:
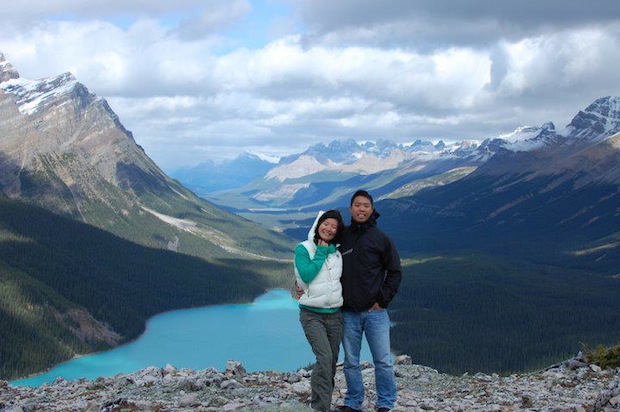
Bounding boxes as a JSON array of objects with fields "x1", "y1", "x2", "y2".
[{"x1": 339, "y1": 210, "x2": 402, "y2": 312}]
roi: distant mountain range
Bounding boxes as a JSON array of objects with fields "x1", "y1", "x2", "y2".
[
  {"x1": 174, "y1": 137, "x2": 481, "y2": 208},
  {"x1": 179, "y1": 96, "x2": 620, "y2": 240}
]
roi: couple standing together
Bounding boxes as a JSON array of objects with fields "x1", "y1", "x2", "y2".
[{"x1": 294, "y1": 190, "x2": 402, "y2": 412}]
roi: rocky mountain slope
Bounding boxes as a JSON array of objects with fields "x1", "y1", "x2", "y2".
[
  {"x1": 0, "y1": 52, "x2": 291, "y2": 260},
  {"x1": 2, "y1": 354, "x2": 619, "y2": 411},
  {"x1": 378, "y1": 97, "x2": 620, "y2": 257}
]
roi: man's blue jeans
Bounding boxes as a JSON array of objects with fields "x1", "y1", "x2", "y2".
[{"x1": 342, "y1": 308, "x2": 397, "y2": 410}]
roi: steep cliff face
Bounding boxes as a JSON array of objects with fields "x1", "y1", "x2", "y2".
[
  {"x1": 0, "y1": 52, "x2": 172, "y2": 210},
  {"x1": 0, "y1": 53, "x2": 291, "y2": 260},
  {"x1": 567, "y1": 96, "x2": 620, "y2": 141}
]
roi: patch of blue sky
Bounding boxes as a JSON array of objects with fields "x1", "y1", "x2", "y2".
[
  {"x1": 44, "y1": 5, "x2": 198, "y2": 31},
  {"x1": 217, "y1": 0, "x2": 301, "y2": 52}
]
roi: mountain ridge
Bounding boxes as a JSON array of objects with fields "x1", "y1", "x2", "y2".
[
  {"x1": 195, "y1": 96, "x2": 620, "y2": 238},
  {"x1": 0, "y1": 52, "x2": 292, "y2": 261}
]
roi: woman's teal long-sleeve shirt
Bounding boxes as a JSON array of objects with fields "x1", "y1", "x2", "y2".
[
  {"x1": 294, "y1": 242, "x2": 339, "y2": 314},
  {"x1": 295, "y1": 243, "x2": 336, "y2": 283}
]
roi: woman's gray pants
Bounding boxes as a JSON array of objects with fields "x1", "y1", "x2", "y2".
[{"x1": 300, "y1": 308, "x2": 344, "y2": 412}]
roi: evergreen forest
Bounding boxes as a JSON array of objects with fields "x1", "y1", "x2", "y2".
[
  {"x1": 3, "y1": 192, "x2": 620, "y2": 380},
  {"x1": 0, "y1": 197, "x2": 289, "y2": 380},
  {"x1": 390, "y1": 251, "x2": 620, "y2": 375}
]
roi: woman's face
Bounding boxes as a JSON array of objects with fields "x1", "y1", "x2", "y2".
[{"x1": 318, "y1": 217, "x2": 339, "y2": 243}]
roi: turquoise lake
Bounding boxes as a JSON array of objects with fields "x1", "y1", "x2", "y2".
[{"x1": 12, "y1": 289, "x2": 371, "y2": 387}]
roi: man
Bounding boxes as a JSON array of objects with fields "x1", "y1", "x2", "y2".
[{"x1": 337, "y1": 189, "x2": 402, "y2": 412}]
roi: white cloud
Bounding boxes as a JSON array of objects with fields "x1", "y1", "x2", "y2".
[{"x1": 1, "y1": 1, "x2": 620, "y2": 170}]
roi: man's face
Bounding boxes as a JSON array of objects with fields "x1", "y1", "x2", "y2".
[{"x1": 350, "y1": 195, "x2": 373, "y2": 223}]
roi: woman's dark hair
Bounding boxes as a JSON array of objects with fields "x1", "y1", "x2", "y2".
[{"x1": 314, "y1": 209, "x2": 345, "y2": 244}]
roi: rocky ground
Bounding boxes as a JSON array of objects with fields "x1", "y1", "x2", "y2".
[{"x1": 1, "y1": 354, "x2": 619, "y2": 412}]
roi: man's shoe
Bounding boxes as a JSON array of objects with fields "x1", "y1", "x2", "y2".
[
  {"x1": 377, "y1": 408, "x2": 391, "y2": 412},
  {"x1": 335, "y1": 406, "x2": 362, "y2": 412}
]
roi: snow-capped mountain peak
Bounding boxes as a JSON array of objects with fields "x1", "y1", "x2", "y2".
[
  {"x1": 489, "y1": 122, "x2": 557, "y2": 152},
  {"x1": 565, "y1": 96, "x2": 620, "y2": 141},
  {"x1": 0, "y1": 53, "x2": 19, "y2": 82},
  {"x1": 243, "y1": 150, "x2": 280, "y2": 164},
  {"x1": 0, "y1": 53, "x2": 103, "y2": 117},
  {"x1": 0, "y1": 72, "x2": 85, "y2": 116}
]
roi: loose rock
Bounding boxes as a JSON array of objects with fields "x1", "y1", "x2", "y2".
[{"x1": 1, "y1": 354, "x2": 618, "y2": 411}]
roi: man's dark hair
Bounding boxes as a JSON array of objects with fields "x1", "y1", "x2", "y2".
[{"x1": 350, "y1": 189, "x2": 373, "y2": 206}]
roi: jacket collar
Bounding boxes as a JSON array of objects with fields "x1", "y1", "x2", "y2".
[{"x1": 350, "y1": 209, "x2": 380, "y2": 233}]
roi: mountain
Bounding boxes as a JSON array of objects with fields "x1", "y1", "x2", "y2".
[
  {"x1": 170, "y1": 152, "x2": 275, "y2": 197},
  {"x1": 212, "y1": 123, "x2": 570, "y2": 213},
  {"x1": 199, "y1": 125, "x2": 570, "y2": 220},
  {"x1": 198, "y1": 98, "x2": 620, "y2": 240},
  {"x1": 374, "y1": 98, "x2": 620, "y2": 373},
  {"x1": 204, "y1": 137, "x2": 483, "y2": 230},
  {"x1": 0, "y1": 52, "x2": 292, "y2": 261},
  {"x1": 0, "y1": 52, "x2": 294, "y2": 380},
  {"x1": 379, "y1": 96, "x2": 620, "y2": 255}
]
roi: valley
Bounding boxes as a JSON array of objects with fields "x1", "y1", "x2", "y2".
[{"x1": 1, "y1": 51, "x2": 619, "y2": 381}]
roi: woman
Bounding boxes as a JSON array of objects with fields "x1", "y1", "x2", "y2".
[{"x1": 294, "y1": 209, "x2": 345, "y2": 412}]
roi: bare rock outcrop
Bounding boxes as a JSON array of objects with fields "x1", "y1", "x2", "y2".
[{"x1": 2, "y1": 354, "x2": 619, "y2": 411}]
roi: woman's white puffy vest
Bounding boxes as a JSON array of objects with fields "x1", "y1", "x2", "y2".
[{"x1": 294, "y1": 212, "x2": 343, "y2": 309}]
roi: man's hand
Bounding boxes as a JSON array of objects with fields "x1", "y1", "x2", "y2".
[
  {"x1": 291, "y1": 282, "x2": 304, "y2": 300},
  {"x1": 369, "y1": 302, "x2": 384, "y2": 311}
]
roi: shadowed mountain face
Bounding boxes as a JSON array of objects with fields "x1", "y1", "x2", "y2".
[
  {"x1": 0, "y1": 196, "x2": 273, "y2": 380},
  {"x1": 377, "y1": 101, "x2": 620, "y2": 266},
  {"x1": 0, "y1": 52, "x2": 292, "y2": 260},
  {"x1": 371, "y1": 99, "x2": 620, "y2": 375}
]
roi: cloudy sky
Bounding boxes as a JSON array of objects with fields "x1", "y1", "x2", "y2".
[{"x1": 1, "y1": 0, "x2": 619, "y2": 171}]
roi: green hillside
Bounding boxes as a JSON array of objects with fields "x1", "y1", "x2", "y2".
[
  {"x1": 0, "y1": 197, "x2": 291, "y2": 380},
  {"x1": 14, "y1": 158, "x2": 294, "y2": 262},
  {"x1": 390, "y1": 252, "x2": 620, "y2": 375},
  {"x1": 379, "y1": 173, "x2": 620, "y2": 374}
]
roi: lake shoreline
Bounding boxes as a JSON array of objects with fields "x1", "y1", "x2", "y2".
[
  {"x1": 11, "y1": 289, "x2": 352, "y2": 387},
  {"x1": 10, "y1": 289, "x2": 281, "y2": 384}
]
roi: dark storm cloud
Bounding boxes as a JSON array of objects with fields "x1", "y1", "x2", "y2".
[{"x1": 296, "y1": 0, "x2": 620, "y2": 49}]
